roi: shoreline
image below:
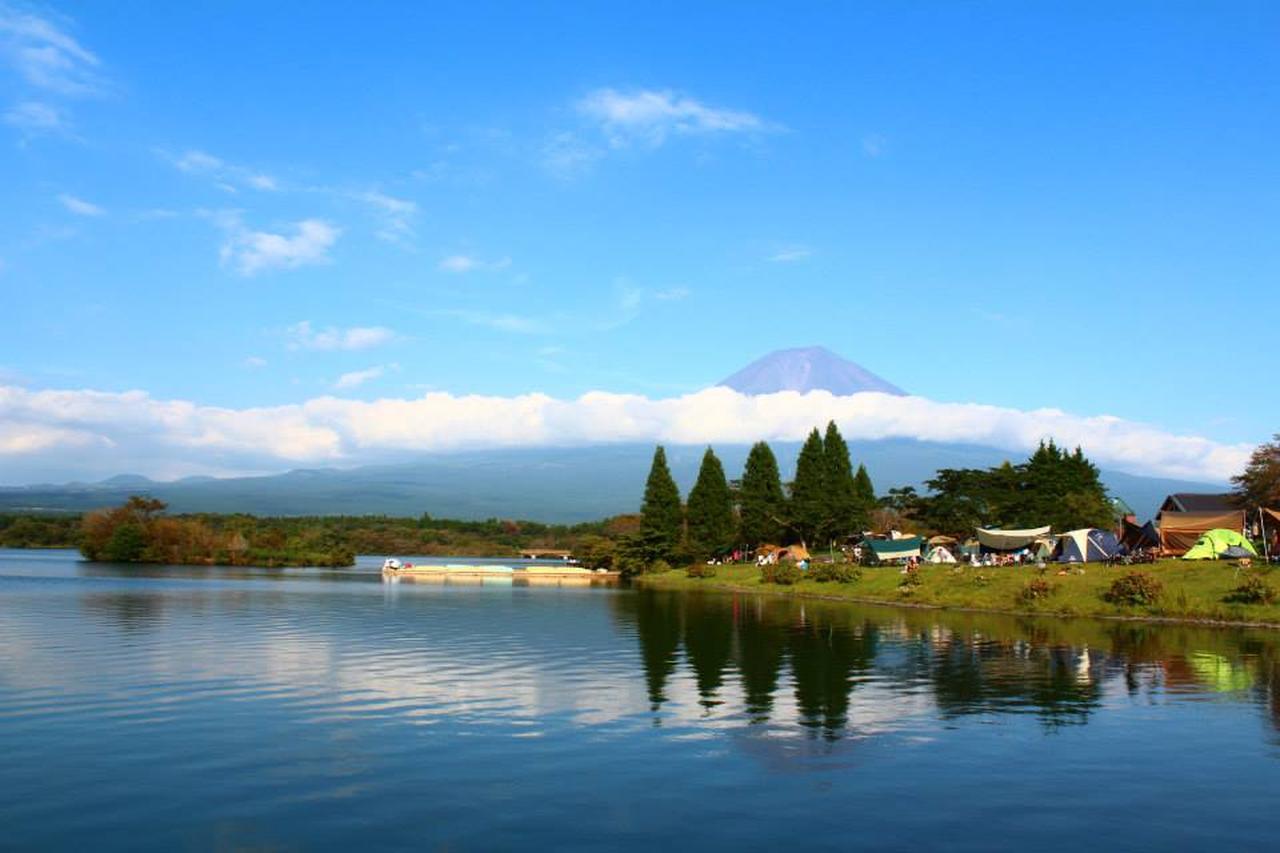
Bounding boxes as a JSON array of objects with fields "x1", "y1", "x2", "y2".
[{"x1": 636, "y1": 561, "x2": 1280, "y2": 630}]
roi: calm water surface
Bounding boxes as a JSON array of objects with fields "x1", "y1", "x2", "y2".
[{"x1": 2, "y1": 549, "x2": 1278, "y2": 850}]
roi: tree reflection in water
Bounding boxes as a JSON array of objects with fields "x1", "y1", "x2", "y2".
[{"x1": 617, "y1": 588, "x2": 1280, "y2": 741}]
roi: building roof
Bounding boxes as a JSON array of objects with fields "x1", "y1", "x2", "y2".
[{"x1": 1159, "y1": 493, "x2": 1237, "y2": 514}]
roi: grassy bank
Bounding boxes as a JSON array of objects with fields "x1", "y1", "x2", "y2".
[{"x1": 637, "y1": 560, "x2": 1280, "y2": 627}]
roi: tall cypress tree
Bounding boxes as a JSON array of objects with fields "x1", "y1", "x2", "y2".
[
  {"x1": 639, "y1": 445, "x2": 683, "y2": 561},
  {"x1": 739, "y1": 441, "x2": 786, "y2": 547},
  {"x1": 853, "y1": 463, "x2": 876, "y2": 530},
  {"x1": 686, "y1": 447, "x2": 736, "y2": 560},
  {"x1": 790, "y1": 428, "x2": 828, "y2": 546},
  {"x1": 823, "y1": 421, "x2": 858, "y2": 539}
]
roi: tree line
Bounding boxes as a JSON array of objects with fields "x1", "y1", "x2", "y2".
[
  {"x1": 40, "y1": 498, "x2": 637, "y2": 566},
  {"x1": 629, "y1": 430, "x2": 1121, "y2": 572},
  {"x1": 631, "y1": 421, "x2": 877, "y2": 567},
  {"x1": 878, "y1": 440, "x2": 1115, "y2": 536}
]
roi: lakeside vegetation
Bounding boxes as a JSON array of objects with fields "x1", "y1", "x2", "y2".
[
  {"x1": 2, "y1": 497, "x2": 638, "y2": 567},
  {"x1": 638, "y1": 560, "x2": 1280, "y2": 625}
]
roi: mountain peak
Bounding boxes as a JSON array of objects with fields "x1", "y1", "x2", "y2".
[{"x1": 717, "y1": 346, "x2": 906, "y2": 396}]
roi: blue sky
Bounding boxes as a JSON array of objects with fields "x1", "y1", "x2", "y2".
[{"x1": 1, "y1": 2, "x2": 1277, "y2": 482}]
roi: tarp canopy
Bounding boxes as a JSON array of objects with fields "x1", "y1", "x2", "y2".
[
  {"x1": 866, "y1": 536, "x2": 923, "y2": 561},
  {"x1": 1159, "y1": 511, "x2": 1244, "y2": 555},
  {"x1": 1183, "y1": 529, "x2": 1257, "y2": 560},
  {"x1": 1033, "y1": 537, "x2": 1058, "y2": 559},
  {"x1": 776, "y1": 544, "x2": 811, "y2": 562},
  {"x1": 1264, "y1": 508, "x2": 1280, "y2": 525},
  {"x1": 926, "y1": 546, "x2": 956, "y2": 564},
  {"x1": 1120, "y1": 519, "x2": 1160, "y2": 551},
  {"x1": 927, "y1": 535, "x2": 958, "y2": 546},
  {"x1": 977, "y1": 526, "x2": 1052, "y2": 551},
  {"x1": 1055, "y1": 528, "x2": 1121, "y2": 563}
]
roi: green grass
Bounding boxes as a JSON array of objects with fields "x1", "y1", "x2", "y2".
[{"x1": 639, "y1": 560, "x2": 1280, "y2": 626}]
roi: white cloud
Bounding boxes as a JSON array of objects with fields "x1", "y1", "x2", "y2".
[
  {"x1": 354, "y1": 190, "x2": 417, "y2": 243},
  {"x1": 166, "y1": 148, "x2": 278, "y2": 193},
  {"x1": 861, "y1": 134, "x2": 887, "y2": 158},
  {"x1": 0, "y1": 6, "x2": 103, "y2": 95},
  {"x1": 58, "y1": 193, "x2": 102, "y2": 216},
  {"x1": 285, "y1": 321, "x2": 396, "y2": 351},
  {"x1": 242, "y1": 356, "x2": 267, "y2": 369},
  {"x1": 333, "y1": 364, "x2": 395, "y2": 390},
  {"x1": 218, "y1": 217, "x2": 340, "y2": 276},
  {"x1": 0, "y1": 383, "x2": 1252, "y2": 484},
  {"x1": 654, "y1": 287, "x2": 690, "y2": 301},
  {"x1": 578, "y1": 88, "x2": 771, "y2": 146},
  {"x1": 438, "y1": 254, "x2": 511, "y2": 273},
  {"x1": 769, "y1": 246, "x2": 810, "y2": 263},
  {"x1": 3, "y1": 99, "x2": 64, "y2": 132}
]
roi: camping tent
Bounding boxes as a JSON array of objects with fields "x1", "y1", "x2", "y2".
[
  {"x1": 1159, "y1": 511, "x2": 1244, "y2": 556},
  {"x1": 865, "y1": 536, "x2": 923, "y2": 562},
  {"x1": 1182, "y1": 529, "x2": 1257, "y2": 561},
  {"x1": 1033, "y1": 537, "x2": 1058, "y2": 560},
  {"x1": 1055, "y1": 528, "x2": 1121, "y2": 563},
  {"x1": 1120, "y1": 519, "x2": 1160, "y2": 552},
  {"x1": 926, "y1": 546, "x2": 956, "y2": 564},
  {"x1": 927, "y1": 535, "x2": 958, "y2": 547},
  {"x1": 977, "y1": 526, "x2": 1052, "y2": 552}
]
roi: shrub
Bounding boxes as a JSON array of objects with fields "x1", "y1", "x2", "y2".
[
  {"x1": 810, "y1": 562, "x2": 862, "y2": 583},
  {"x1": 614, "y1": 555, "x2": 647, "y2": 577},
  {"x1": 897, "y1": 565, "x2": 924, "y2": 594},
  {"x1": 761, "y1": 562, "x2": 803, "y2": 585},
  {"x1": 1225, "y1": 573, "x2": 1277, "y2": 605},
  {"x1": 647, "y1": 559, "x2": 673, "y2": 575},
  {"x1": 686, "y1": 563, "x2": 718, "y2": 579},
  {"x1": 1105, "y1": 571, "x2": 1163, "y2": 607},
  {"x1": 1019, "y1": 578, "x2": 1055, "y2": 604}
]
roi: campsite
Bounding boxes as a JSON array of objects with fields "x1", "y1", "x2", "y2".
[{"x1": 634, "y1": 427, "x2": 1280, "y2": 626}]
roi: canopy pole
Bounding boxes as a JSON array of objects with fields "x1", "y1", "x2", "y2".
[{"x1": 1262, "y1": 508, "x2": 1270, "y2": 561}]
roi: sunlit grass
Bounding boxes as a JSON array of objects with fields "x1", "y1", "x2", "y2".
[{"x1": 641, "y1": 559, "x2": 1280, "y2": 625}]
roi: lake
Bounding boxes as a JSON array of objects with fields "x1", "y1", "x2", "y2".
[{"x1": 2, "y1": 549, "x2": 1278, "y2": 850}]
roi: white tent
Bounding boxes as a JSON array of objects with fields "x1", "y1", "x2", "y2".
[
  {"x1": 976, "y1": 526, "x2": 1052, "y2": 551},
  {"x1": 926, "y1": 546, "x2": 957, "y2": 564}
]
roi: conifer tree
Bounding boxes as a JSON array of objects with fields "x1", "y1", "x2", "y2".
[
  {"x1": 686, "y1": 447, "x2": 736, "y2": 560},
  {"x1": 639, "y1": 445, "x2": 683, "y2": 561},
  {"x1": 822, "y1": 421, "x2": 859, "y2": 539},
  {"x1": 790, "y1": 428, "x2": 828, "y2": 545},
  {"x1": 739, "y1": 441, "x2": 786, "y2": 547},
  {"x1": 853, "y1": 463, "x2": 876, "y2": 530}
]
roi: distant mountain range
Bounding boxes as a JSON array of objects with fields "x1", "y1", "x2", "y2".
[
  {"x1": 0, "y1": 440, "x2": 1219, "y2": 523},
  {"x1": 0, "y1": 347, "x2": 1223, "y2": 522}
]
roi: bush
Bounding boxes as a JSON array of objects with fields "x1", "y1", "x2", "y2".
[
  {"x1": 899, "y1": 565, "x2": 923, "y2": 588},
  {"x1": 614, "y1": 555, "x2": 648, "y2": 577},
  {"x1": 686, "y1": 563, "x2": 718, "y2": 579},
  {"x1": 1225, "y1": 573, "x2": 1277, "y2": 605},
  {"x1": 1105, "y1": 571, "x2": 1163, "y2": 606},
  {"x1": 1019, "y1": 578, "x2": 1055, "y2": 604},
  {"x1": 809, "y1": 562, "x2": 862, "y2": 583},
  {"x1": 761, "y1": 562, "x2": 803, "y2": 585},
  {"x1": 647, "y1": 559, "x2": 673, "y2": 575}
]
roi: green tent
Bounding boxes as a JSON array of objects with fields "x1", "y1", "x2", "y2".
[
  {"x1": 1182, "y1": 528, "x2": 1257, "y2": 560},
  {"x1": 865, "y1": 536, "x2": 923, "y2": 562}
]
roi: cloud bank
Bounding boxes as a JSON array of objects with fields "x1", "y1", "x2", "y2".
[{"x1": 0, "y1": 384, "x2": 1249, "y2": 484}]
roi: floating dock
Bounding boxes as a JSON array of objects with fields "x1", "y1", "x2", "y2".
[{"x1": 381, "y1": 563, "x2": 621, "y2": 584}]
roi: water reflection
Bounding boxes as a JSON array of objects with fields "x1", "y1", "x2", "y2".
[
  {"x1": 616, "y1": 589, "x2": 1280, "y2": 740},
  {"x1": 5, "y1": 551, "x2": 1280, "y2": 849}
]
